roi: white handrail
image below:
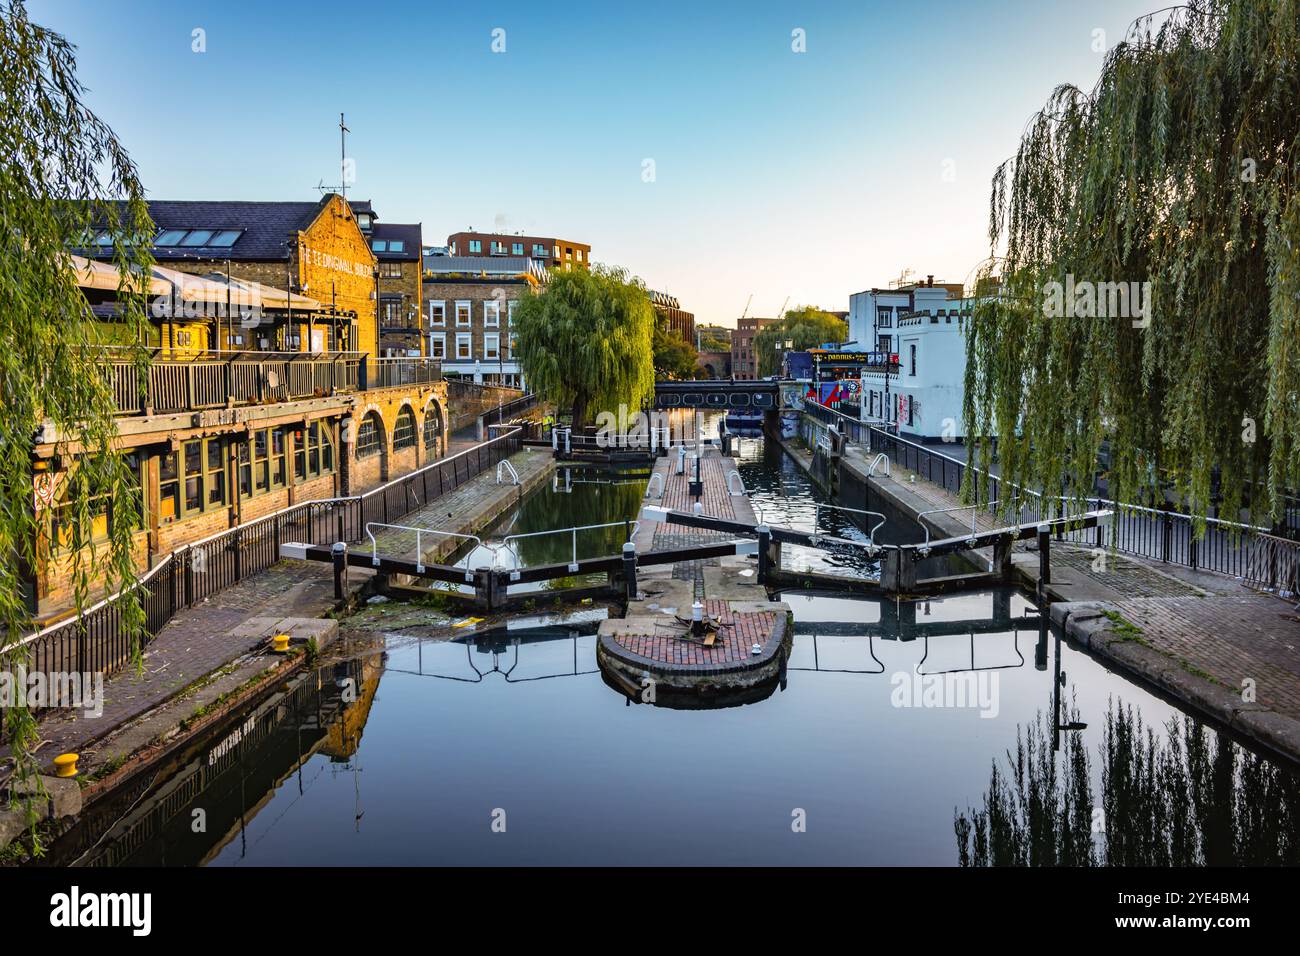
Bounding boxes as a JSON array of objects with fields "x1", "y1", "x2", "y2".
[
  {"x1": 867, "y1": 453, "x2": 890, "y2": 477},
  {"x1": 726, "y1": 470, "x2": 746, "y2": 496},
  {"x1": 645, "y1": 472, "x2": 665, "y2": 499},
  {"x1": 497, "y1": 459, "x2": 520, "y2": 485},
  {"x1": 497, "y1": 520, "x2": 639, "y2": 576},
  {"x1": 814, "y1": 503, "x2": 887, "y2": 541},
  {"x1": 364, "y1": 521, "x2": 481, "y2": 579}
]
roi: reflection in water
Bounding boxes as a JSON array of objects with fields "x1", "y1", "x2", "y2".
[{"x1": 955, "y1": 698, "x2": 1300, "y2": 866}]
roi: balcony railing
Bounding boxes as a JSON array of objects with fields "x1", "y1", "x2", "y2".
[{"x1": 106, "y1": 351, "x2": 441, "y2": 416}]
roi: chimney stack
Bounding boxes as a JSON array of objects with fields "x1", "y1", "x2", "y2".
[{"x1": 927, "y1": 274, "x2": 934, "y2": 287}]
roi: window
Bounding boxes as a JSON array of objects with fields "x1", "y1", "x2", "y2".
[
  {"x1": 50, "y1": 454, "x2": 141, "y2": 550},
  {"x1": 484, "y1": 299, "x2": 500, "y2": 327},
  {"x1": 456, "y1": 333, "x2": 472, "y2": 359},
  {"x1": 380, "y1": 261, "x2": 402, "y2": 278},
  {"x1": 295, "y1": 420, "x2": 336, "y2": 479},
  {"x1": 507, "y1": 300, "x2": 517, "y2": 325},
  {"x1": 392, "y1": 407, "x2": 417, "y2": 450},
  {"x1": 532, "y1": 243, "x2": 547, "y2": 257},
  {"x1": 508, "y1": 332, "x2": 517, "y2": 358},
  {"x1": 354, "y1": 415, "x2": 381, "y2": 460},
  {"x1": 154, "y1": 229, "x2": 186, "y2": 246},
  {"x1": 382, "y1": 300, "x2": 402, "y2": 325},
  {"x1": 388, "y1": 240, "x2": 405, "y2": 253},
  {"x1": 160, "y1": 438, "x2": 226, "y2": 520},
  {"x1": 512, "y1": 242, "x2": 524, "y2": 255},
  {"x1": 238, "y1": 428, "x2": 286, "y2": 498},
  {"x1": 210, "y1": 230, "x2": 242, "y2": 247},
  {"x1": 357, "y1": 214, "x2": 372, "y2": 230},
  {"x1": 455, "y1": 301, "x2": 471, "y2": 326},
  {"x1": 576, "y1": 249, "x2": 584, "y2": 263},
  {"x1": 553, "y1": 244, "x2": 560, "y2": 258},
  {"x1": 484, "y1": 333, "x2": 500, "y2": 360},
  {"x1": 430, "y1": 333, "x2": 446, "y2": 359},
  {"x1": 909, "y1": 343, "x2": 917, "y2": 377},
  {"x1": 180, "y1": 230, "x2": 214, "y2": 247},
  {"x1": 428, "y1": 301, "x2": 446, "y2": 326},
  {"x1": 468, "y1": 240, "x2": 482, "y2": 253}
]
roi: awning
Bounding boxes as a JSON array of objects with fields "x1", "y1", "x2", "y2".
[
  {"x1": 71, "y1": 254, "x2": 321, "y2": 312},
  {"x1": 70, "y1": 254, "x2": 169, "y2": 296}
]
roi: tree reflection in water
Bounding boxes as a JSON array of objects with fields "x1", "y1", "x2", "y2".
[{"x1": 955, "y1": 697, "x2": 1300, "y2": 866}]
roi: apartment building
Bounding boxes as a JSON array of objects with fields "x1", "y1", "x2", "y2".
[
  {"x1": 448, "y1": 230, "x2": 590, "y2": 272},
  {"x1": 731, "y1": 317, "x2": 780, "y2": 379},
  {"x1": 422, "y1": 256, "x2": 545, "y2": 387}
]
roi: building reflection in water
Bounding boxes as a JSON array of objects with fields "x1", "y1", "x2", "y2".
[{"x1": 46, "y1": 650, "x2": 387, "y2": 868}]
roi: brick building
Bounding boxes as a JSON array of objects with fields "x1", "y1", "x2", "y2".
[
  {"x1": 448, "y1": 230, "x2": 590, "y2": 272},
  {"x1": 423, "y1": 256, "x2": 545, "y2": 387},
  {"x1": 34, "y1": 201, "x2": 450, "y2": 618},
  {"x1": 649, "y1": 290, "x2": 695, "y2": 344},
  {"x1": 731, "y1": 317, "x2": 780, "y2": 379},
  {"x1": 351, "y1": 200, "x2": 423, "y2": 356}
]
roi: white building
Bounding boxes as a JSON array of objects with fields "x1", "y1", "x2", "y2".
[{"x1": 847, "y1": 276, "x2": 972, "y2": 440}]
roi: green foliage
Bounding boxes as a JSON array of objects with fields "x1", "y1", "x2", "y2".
[
  {"x1": 964, "y1": 0, "x2": 1300, "y2": 525},
  {"x1": 753, "y1": 306, "x2": 848, "y2": 376},
  {"x1": 1, "y1": 2, "x2": 153, "y2": 782},
  {"x1": 513, "y1": 265, "x2": 655, "y2": 430},
  {"x1": 652, "y1": 313, "x2": 697, "y2": 380}
]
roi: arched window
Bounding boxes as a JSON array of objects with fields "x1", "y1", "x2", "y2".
[
  {"x1": 423, "y1": 400, "x2": 444, "y2": 456},
  {"x1": 355, "y1": 412, "x2": 384, "y2": 459},
  {"x1": 392, "y1": 406, "x2": 417, "y2": 450}
]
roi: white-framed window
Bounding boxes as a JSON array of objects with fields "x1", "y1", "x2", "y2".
[
  {"x1": 508, "y1": 332, "x2": 517, "y2": 358},
  {"x1": 430, "y1": 332, "x2": 446, "y2": 359},
  {"x1": 484, "y1": 299, "x2": 500, "y2": 327},
  {"x1": 484, "y1": 333, "x2": 500, "y2": 360},
  {"x1": 507, "y1": 300, "x2": 518, "y2": 325},
  {"x1": 456, "y1": 333, "x2": 472, "y2": 360},
  {"x1": 455, "y1": 300, "x2": 471, "y2": 327},
  {"x1": 428, "y1": 300, "x2": 445, "y2": 327}
]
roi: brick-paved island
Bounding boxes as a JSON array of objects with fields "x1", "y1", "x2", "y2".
[{"x1": 597, "y1": 444, "x2": 792, "y2": 707}]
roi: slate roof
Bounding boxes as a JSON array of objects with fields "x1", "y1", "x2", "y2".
[
  {"x1": 86, "y1": 197, "x2": 335, "y2": 262},
  {"x1": 370, "y1": 221, "x2": 422, "y2": 261}
]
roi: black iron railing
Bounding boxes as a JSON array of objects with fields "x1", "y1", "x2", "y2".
[{"x1": 2, "y1": 429, "x2": 522, "y2": 734}]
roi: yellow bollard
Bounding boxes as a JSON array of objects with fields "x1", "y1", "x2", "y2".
[
  {"x1": 272, "y1": 633, "x2": 291, "y2": 653},
  {"x1": 53, "y1": 753, "x2": 79, "y2": 778}
]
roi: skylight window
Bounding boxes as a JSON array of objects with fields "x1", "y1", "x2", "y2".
[
  {"x1": 180, "y1": 230, "x2": 214, "y2": 246},
  {"x1": 372, "y1": 240, "x2": 388, "y2": 252},
  {"x1": 210, "y1": 230, "x2": 242, "y2": 247},
  {"x1": 155, "y1": 229, "x2": 186, "y2": 246},
  {"x1": 388, "y1": 240, "x2": 404, "y2": 253}
]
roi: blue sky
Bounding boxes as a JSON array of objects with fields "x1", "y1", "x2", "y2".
[{"x1": 32, "y1": 0, "x2": 1157, "y2": 326}]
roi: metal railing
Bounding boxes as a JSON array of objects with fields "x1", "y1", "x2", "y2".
[
  {"x1": 3, "y1": 428, "x2": 524, "y2": 735},
  {"x1": 364, "y1": 522, "x2": 479, "y2": 578},
  {"x1": 497, "y1": 520, "x2": 638, "y2": 576},
  {"x1": 105, "y1": 353, "x2": 443, "y2": 416}
]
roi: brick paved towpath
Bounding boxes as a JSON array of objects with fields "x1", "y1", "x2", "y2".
[
  {"x1": 2, "y1": 446, "x2": 550, "y2": 779},
  {"x1": 793, "y1": 424, "x2": 1300, "y2": 761}
]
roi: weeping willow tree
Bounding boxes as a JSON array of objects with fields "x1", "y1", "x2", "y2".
[
  {"x1": 964, "y1": 0, "x2": 1300, "y2": 526},
  {"x1": 2, "y1": 1, "x2": 153, "y2": 808},
  {"x1": 513, "y1": 265, "x2": 655, "y2": 430}
]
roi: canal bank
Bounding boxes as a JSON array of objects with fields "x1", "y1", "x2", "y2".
[
  {"x1": 0, "y1": 443, "x2": 554, "y2": 858},
  {"x1": 777, "y1": 408, "x2": 1300, "y2": 765}
]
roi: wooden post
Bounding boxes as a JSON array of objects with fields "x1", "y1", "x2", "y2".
[
  {"x1": 757, "y1": 525, "x2": 771, "y2": 582},
  {"x1": 1037, "y1": 523, "x2": 1051, "y2": 603},
  {"x1": 622, "y1": 542, "x2": 638, "y2": 600},
  {"x1": 332, "y1": 541, "x2": 347, "y2": 600}
]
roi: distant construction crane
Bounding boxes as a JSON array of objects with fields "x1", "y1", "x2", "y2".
[{"x1": 740, "y1": 293, "x2": 753, "y2": 322}]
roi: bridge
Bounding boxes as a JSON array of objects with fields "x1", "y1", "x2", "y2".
[{"x1": 653, "y1": 379, "x2": 780, "y2": 411}]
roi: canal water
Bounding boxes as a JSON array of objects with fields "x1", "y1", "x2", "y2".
[{"x1": 45, "y1": 425, "x2": 1300, "y2": 867}]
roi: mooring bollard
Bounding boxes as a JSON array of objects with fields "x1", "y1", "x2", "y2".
[
  {"x1": 676, "y1": 445, "x2": 686, "y2": 475},
  {"x1": 332, "y1": 541, "x2": 347, "y2": 599},
  {"x1": 622, "y1": 541, "x2": 638, "y2": 599}
]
